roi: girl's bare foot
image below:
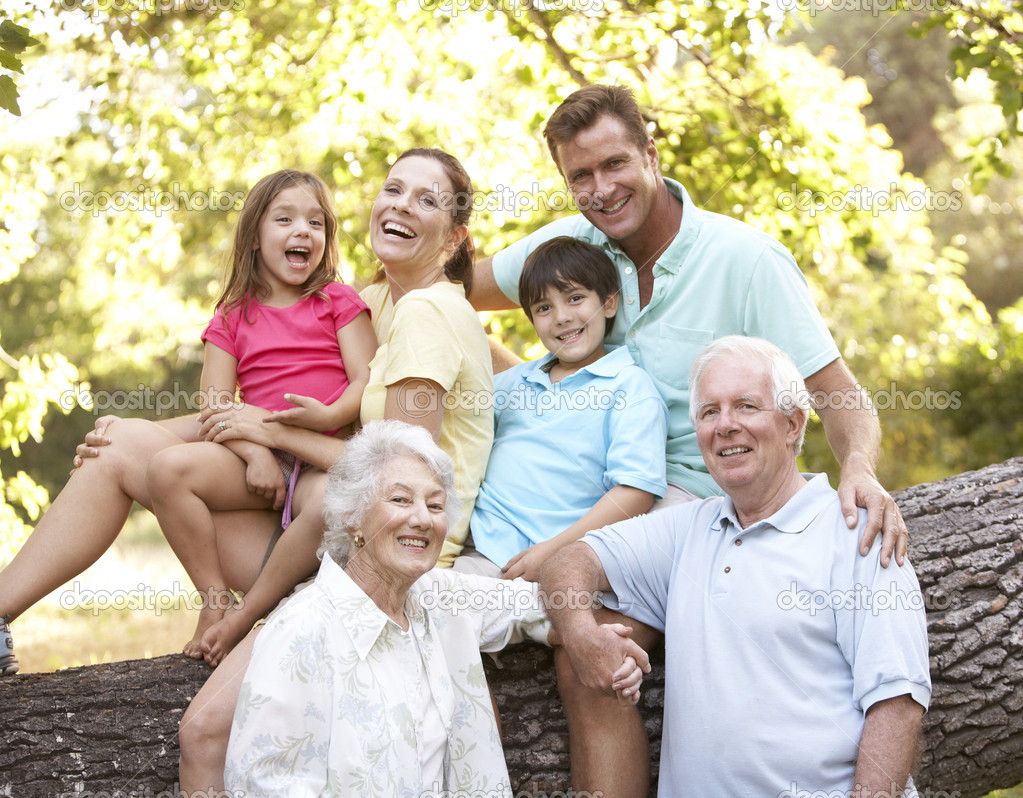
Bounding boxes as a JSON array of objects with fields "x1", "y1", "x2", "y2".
[
  {"x1": 200, "y1": 604, "x2": 254, "y2": 667},
  {"x1": 183, "y1": 590, "x2": 236, "y2": 659}
]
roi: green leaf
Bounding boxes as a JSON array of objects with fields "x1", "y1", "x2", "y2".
[
  {"x1": 0, "y1": 74, "x2": 20, "y2": 115},
  {"x1": 0, "y1": 20, "x2": 40, "y2": 53},
  {"x1": 0, "y1": 47, "x2": 22, "y2": 74}
]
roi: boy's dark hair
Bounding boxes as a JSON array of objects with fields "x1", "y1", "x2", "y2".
[{"x1": 519, "y1": 236, "x2": 620, "y2": 337}]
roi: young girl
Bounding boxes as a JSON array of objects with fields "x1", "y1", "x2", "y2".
[{"x1": 146, "y1": 170, "x2": 377, "y2": 662}]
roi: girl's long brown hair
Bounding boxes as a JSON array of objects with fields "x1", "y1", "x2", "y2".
[{"x1": 215, "y1": 170, "x2": 340, "y2": 321}]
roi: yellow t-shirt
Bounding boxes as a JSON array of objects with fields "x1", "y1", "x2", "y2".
[{"x1": 359, "y1": 280, "x2": 494, "y2": 567}]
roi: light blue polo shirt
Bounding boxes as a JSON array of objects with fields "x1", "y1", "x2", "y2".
[
  {"x1": 583, "y1": 473, "x2": 931, "y2": 798},
  {"x1": 492, "y1": 179, "x2": 841, "y2": 497},
  {"x1": 470, "y1": 345, "x2": 667, "y2": 569}
]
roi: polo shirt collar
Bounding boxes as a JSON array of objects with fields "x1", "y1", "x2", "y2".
[
  {"x1": 531, "y1": 345, "x2": 631, "y2": 383},
  {"x1": 598, "y1": 178, "x2": 702, "y2": 276},
  {"x1": 715, "y1": 473, "x2": 834, "y2": 535},
  {"x1": 318, "y1": 554, "x2": 428, "y2": 660}
]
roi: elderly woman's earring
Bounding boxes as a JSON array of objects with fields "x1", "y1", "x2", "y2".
[{"x1": 353, "y1": 534, "x2": 365, "y2": 550}]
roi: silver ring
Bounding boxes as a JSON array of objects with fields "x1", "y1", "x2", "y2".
[{"x1": 218, "y1": 421, "x2": 227, "y2": 431}]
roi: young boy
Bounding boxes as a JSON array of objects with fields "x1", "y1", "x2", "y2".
[{"x1": 454, "y1": 236, "x2": 668, "y2": 581}]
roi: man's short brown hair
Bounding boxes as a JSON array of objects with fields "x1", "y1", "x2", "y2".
[{"x1": 542, "y1": 85, "x2": 650, "y2": 172}]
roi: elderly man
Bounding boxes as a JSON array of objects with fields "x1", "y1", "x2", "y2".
[{"x1": 540, "y1": 336, "x2": 930, "y2": 798}]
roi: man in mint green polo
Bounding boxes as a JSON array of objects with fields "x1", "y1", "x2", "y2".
[{"x1": 470, "y1": 83, "x2": 908, "y2": 798}]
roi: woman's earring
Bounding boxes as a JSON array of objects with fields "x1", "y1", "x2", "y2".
[{"x1": 353, "y1": 534, "x2": 365, "y2": 550}]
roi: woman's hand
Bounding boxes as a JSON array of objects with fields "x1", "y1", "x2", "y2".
[
  {"x1": 602, "y1": 622, "x2": 651, "y2": 705},
  {"x1": 611, "y1": 653, "x2": 646, "y2": 705},
  {"x1": 71, "y1": 415, "x2": 119, "y2": 471},
  {"x1": 263, "y1": 393, "x2": 336, "y2": 432},
  {"x1": 199, "y1": 403, "x2": 276, "y2": 448}
]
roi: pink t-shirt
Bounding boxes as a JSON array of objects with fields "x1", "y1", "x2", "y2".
[{"x1": 201, "y1": 282, "x2": 369, "y2": 413}]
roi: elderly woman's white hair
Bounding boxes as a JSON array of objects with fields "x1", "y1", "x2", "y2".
[
  {"x1": 688, "y1": 336, "x2": 814, "y2": 454},
  {"x1": 319, "y1": 420, "x2": 461, "y2": 565}
]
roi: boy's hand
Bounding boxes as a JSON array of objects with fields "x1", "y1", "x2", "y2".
[
  {"x1": 502, "y1": 539, "x2": 559, "y2": 583},
  {"x1": 263, "y1": 393, "x2": 336, "y2": 432},
  {"x1": 244, "y1": 447, "x2": 286, "y2": 508}
]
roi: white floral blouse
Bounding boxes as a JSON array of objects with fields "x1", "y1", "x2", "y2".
[{"x1": 224, "y1": 554, "x2": 551, "y2": 797}]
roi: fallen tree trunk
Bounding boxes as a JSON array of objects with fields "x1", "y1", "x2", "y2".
[{"x1": 2, "y1": 457, "x2": 1022, "y2": 798}]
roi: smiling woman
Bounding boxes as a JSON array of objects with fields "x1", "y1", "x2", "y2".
[
  {"x1": 358, "y1": 148, "x2": 494, "y2": 567},
  {"x1": 223, "y1": 420, "x2": 552, "y2": 796}
]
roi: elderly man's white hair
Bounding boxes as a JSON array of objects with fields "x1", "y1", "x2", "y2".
[
  {"x1": 688, "y1": 336, "x2": 813, "y2": 454},
  {"x1": 320, "y1": 420, "x2": 461, "y2": 565}
]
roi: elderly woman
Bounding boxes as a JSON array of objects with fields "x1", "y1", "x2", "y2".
[{"x1": 223, "y1": 420, "x2": 552, "y2": 795}]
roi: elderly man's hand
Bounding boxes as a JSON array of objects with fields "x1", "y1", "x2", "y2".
[
  {"x1": 838, "y1": 466, "x2": 908, "y2": 568},
  {"x1": 562, "y1": 620, "x2": 651, "y2": 704}
]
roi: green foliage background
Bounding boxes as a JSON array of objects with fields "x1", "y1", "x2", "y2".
[{"x1": 1, "y1": 0, "x2": 1022, "y2": 560}]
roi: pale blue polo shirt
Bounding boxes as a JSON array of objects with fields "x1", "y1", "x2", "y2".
[
  {"x1": 470, "y1": 345, "x2": 667, "y2": 569},
  {"x1": 492, "y1": 179, "x2": 841, "y2": 498},
  {"x1": 583, "y1": 473, "x2": 931, "y2": 798}
]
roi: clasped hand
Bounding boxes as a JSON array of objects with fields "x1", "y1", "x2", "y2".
[
  {"x1": 567, "y1": 621, "x2": 651, "y2": 706},
  {"x1": 198, "y1": 402, "x2": 274, "y2": 446}
]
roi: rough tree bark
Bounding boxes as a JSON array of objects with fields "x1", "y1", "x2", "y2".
[{"x1": 2, "y1": 457, "x2": 1021, "y2": 798}]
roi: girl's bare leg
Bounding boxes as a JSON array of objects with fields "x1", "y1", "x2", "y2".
[
  {"x1": 146, "y1": 443, "x2": 271, "y2": 659},
  {"x1": 200, "y1": 471, "x2": 326, "y2": 666},
  {"x1": 0, "y1": 417, "x2": 193, "y2": 622},
  {"x1": 178, "y1": 625, "x2": 257, "y2": 798}
]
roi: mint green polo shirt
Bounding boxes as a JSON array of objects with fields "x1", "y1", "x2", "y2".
[{"x1": 492, "y1": 179, "x2": 840, "y2": 497}]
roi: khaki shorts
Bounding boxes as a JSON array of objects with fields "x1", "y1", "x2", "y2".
[
  {"x1": 451, "y1": 535, "x2": 505, "y2": 579},
  {"x1": 650, "y1": 483, "x2": 701, "y2": 512}
]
